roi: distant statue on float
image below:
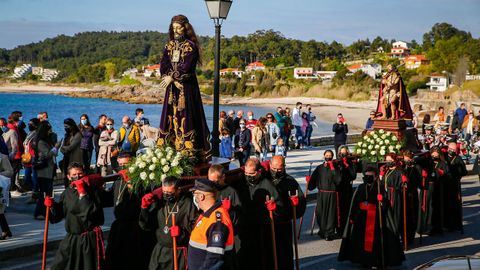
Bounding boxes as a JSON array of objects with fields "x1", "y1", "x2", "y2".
[
  {"x1": 376, "y1": 64, "x2": 413, "y2": 120},
  {"x1": 158, "y1": 14, "x2": 212, "y2": 162}
]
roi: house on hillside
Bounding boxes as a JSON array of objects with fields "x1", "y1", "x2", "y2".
[
  {"x1": 466, "y1": 73, "x2": 480, "y2": 81},
  {"x1": 245, "y1": 61, "x2": 266, "y2": 72},
  {"x1": 31, "y1": 67, "x2": 59, "y2": 81},
  {"x1": 122, "y1": 68, "x2": 139, "y2": 78},
  {"x1": 144, "y1": 64, "x2": 160, "y2": 78},
  {"x1": 220, "y1": 68, "x2": 244, "y2": 78},
  {"x1": 427, "y1": 73, "x2": 449, "y2": 91},
  {"x1": 294, "y1": 67, "x2": 316, "y2": 79},
  {"x1": 404, "y1": 55, "x2": 429, "y2": 69},
  {"x1": 347, "y1": 63, "x2": 382, "y2": 79},
  {"x1": 12, "y1": 64, "x2": 32, "y2": 79},
  {"x1": 316, "y1": 71, "x2": 337, "y2": 80},
  {"x1": 390, "y1": 41, "x2": 410, "y2": 59}
]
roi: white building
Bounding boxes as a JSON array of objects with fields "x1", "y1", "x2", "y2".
[
  {"x1": 466, "y1": 74, "x2": 480, "y2": 81},
  {"x1": 12, "y1": 64, "x2": 32, "y2": 79},
  {"x1": 31, "y1": 66, "x2": 59, "y2": 81},
  {"x1": 294, "y1": 67, "x2": 316, "y2": 79},
  {"x1": 427, "y1": 73, "x2": 449, "y2": 91},
  {"x1": 390, "y1": 41, "x2": 410, "y2": 59},
  {"x1": 144, "y1": 64, "x2": 160, "y2": 78},
  {"x1": 245, "y1": 61, "x2": 266, "y2": 72},
  {"x1": 404, "y1": 55, "x2": 429, "y2": 69},
  {"x1": 122, "y1": 68, "x2": 139, "y2": 77},
  {"x1": 315, "y1": 71, "x2": 337, "y2": 80},
  {"x1": 347, "y1": 63, "x2": 382, "y2": 79},
  {"x1": 220, "y1": 68, "x2": 244, "y2": 78}
]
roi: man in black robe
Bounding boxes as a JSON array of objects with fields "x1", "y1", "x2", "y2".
[
  {"x1": 402, "y1": 151, "x2": 421, "y2": 245},
  {"x1": 381, "y1": 153, "x2": 406, "y2": 245},
  {"x1": 268, "y1": 156, "x2": 306, "y2": 270},
  {"x1": 445, "y1": 142, "x2": 467, "y2": 232},
  {"x1": 104, "y1": 153, "x2": 156, "y2": 270},
  {"x1": 237, "y1": 158, "x2": 283, "y2": 270},
  {"x1": 44, "y1": 162, "x2": 110, "y2": 270},
  {"x1": 336, "y1": 146, "x2": 357, "y2": 235},
  {"x1": 307, "y1": 150, "x2": 341, "y2": 240},
  {"x1": 417, "y1": 147, "x2": 450, "y2": 235},
  {"x1": 338, "y1": 167, "x2": 405, "y2": 267},
  {"x1": 139, "y1": 176, "x2": 197, "y2": 270},
  {"x1": 208, "y1": 164, "x2": 244, "y2": 265}
]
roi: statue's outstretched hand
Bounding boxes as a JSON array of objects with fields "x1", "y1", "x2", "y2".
[{"x1": 160, "y1": 76, "x2": 173, "y2": 90}]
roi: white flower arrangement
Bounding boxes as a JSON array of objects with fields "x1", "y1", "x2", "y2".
[
  {"x1": 354, "y1": 129, "x2": 404, "y2": 162},
  {"x1": 126, "y1": 146, "x2": 193, "y2": 192}
]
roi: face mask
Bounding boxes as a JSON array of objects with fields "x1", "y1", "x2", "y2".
[
  {"x1": 432, "y1": 156, "x2": 440, "y2": 161},
  {"x1": 64, "y1": 127, "x2": 71, "y2": 133},
  {"x1": 19, "y1": 117, "x2": 23, "y2": 121},
  {"x1": 405, "y1": 160, "x2": 414, "y2": 166},
  {"x1": 28, "y1": 125, "x2": 36, "y2": 132},
  {"x1": 248, "y1": 116, "x2": 253, "y2": 120},
  {"x1": 81, "y1": 119, "x2": 87, "y2": 125},
  {"x1": 340, "y1": 153, "x2": 347, "y2": 158},
  {"x1": 123, "y1": 123, "x2": 129, "y2": 128},
  {"x1": 163, "y1": 193, "x2": 176, "y2": 204},
  {"x1": 1, "y1": 126, "x2": 8, "y2": 133},
  {"x1": 386, "y1": 161, "x2": 395, "y2": 167},
  {"x1": 193, "y1": 195, "x2": 200, "y2": 210},
  {"x1": 448, "y1": 150, "x2": 456, "y2": 156},
  {"x1": 325, "y1": 157, "x2": 333, "y2": 162},
  {"x1": 240, "y1": 124, "x2": 246, "y2": 129},
  {"x1": 270, "y1": 169, "x2": 284, "y2": 181},
  {"x1": 106, "y1": 125, "x2": 113, "y2": 130},
  {"x1": 363, "y1": 175, "x2": 374, "y2": 184},
  {"x1": 70, "y1": 175, "x2": 80, "y2": 181},
  {"x1": 246, "y1": 175, "x2": 258, "y2": 185}
]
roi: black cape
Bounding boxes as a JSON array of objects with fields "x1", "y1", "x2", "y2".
[
  {"x1": 139, "y1": 195, "x2": 198, "y2": 270},
  {"x1": 104, "y1": 181, "x2": 156, "y2": 270},
  {"x1": 236, "y1": 177, "x2": 284, "y2": 270},
  {"x1": 307, "y1": 162, "x2": 341, "y2": 238},
  {"x1": 49, "y1": 187, "x2": 108, "y2": 270},
  {"x1": 446, "y1": 155, "x2": 467, "y2": 231},
  {"x1": 338, "y1": 180, "x2": 405, "y2": 267},
  {"x1": 271, "y1": 174, "x2": 306, "y2": 270}
]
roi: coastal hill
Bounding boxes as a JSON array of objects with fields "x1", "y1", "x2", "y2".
[{"x1": 0, "y1": 22, "x2": 479, "y2": 103}]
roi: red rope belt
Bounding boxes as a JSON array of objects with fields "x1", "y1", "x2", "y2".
[
  {"x1": 82, "y1": 226, "x2": 105, "y2": 270},
  {"x1": 421, "y1": 178, "x2": 427, "y2": 213},
  {"x1": 359, "y1": 202, "x2": 377, "y2": 252},
  {"x1": 320, "y1": 189, "x2": 341, "y2": 228}
]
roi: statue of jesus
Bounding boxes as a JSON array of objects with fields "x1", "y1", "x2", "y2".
[
  {"x1": 376, "y1": 64, "x2": 413, "y2": 120},
  {"x1": 158, "y1": 15, "x2": 211, "y2": 162}
]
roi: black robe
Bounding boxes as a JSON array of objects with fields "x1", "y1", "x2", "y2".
[
  {"x1": 271, "y1": 174, "x2": 307, "y2": 270},
  {"x1": 403, "y1": 163, "x2": 421, "y2": 244},
  {"x1": 49, "y1": 187, "x2": 108, "y2": 270},
  {"x1": 308, "y1": 162, "x2": 341, "y2": 238},
  {"x1": 337, "y1": 157, "x2": 357, "y2": 234},
  {"x1": 338, "y1": 181, "x2": 405, "y2": 267},
  {"x1": 446, "y1": 155, "x2": 467, "y2": 231},
  {"x1": 104, "y1": 181, "x2": 156, "y2": 270},
  {"x1": 417, "y1": 159, "x2": 449, "y2": 235},
  {"x1": 237, "y1": 177, "x2": 284, "y2": 270},
  {"x1": 383, "y1": 168, "x2": 404, "y2": 242},
  {"x1": 139, "y1": 195, "x2": 198, "y2": 270},
  {"x1": 217, "y1": 184, "x2": 244, "y2": 268}
]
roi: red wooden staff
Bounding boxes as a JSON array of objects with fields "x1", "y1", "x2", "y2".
[
  {"x1": 172, "y1": 212, "x2": 179, "y2": 270},
  {"x1": 401, "y1": 175, "x2": 408, "y2": 251},
  {"x1": 265, "y1": 195, "x2": 278, "y2": 270},
  {"x1": 289, "y1": 190, "x2": 300, "y2": 270}
]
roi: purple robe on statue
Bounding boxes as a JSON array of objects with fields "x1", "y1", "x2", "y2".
[{"x1": 158, "y1": 39, "x2": 212, "y2": 162}]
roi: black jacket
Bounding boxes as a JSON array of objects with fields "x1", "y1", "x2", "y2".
[{"x1": 332, "y1": 123, "x2": 348, "y2": 144}]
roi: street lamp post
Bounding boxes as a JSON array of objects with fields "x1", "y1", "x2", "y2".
[{"x1": 205, "y1": 0, "x2": 232, "y2": 157}]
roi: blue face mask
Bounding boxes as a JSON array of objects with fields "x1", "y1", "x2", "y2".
[
  {"x1": 106, "y1": 124, "x2": 113, "y2": 130},
  {"x1": 81, "y1": 119, "x2": 87, "y2": 125}
]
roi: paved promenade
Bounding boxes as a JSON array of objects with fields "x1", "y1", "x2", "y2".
[{"x1": 1, "y1": 146, "x2": 479, "y2": 269}]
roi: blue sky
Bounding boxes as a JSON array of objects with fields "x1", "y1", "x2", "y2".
[{"x1": 0, "y1": 0, "x2": 479, "y2": 49}]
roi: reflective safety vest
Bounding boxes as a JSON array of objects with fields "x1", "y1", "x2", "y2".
[{"x1": 188, "y1": 202, "x2": 234, "y2": 269}]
